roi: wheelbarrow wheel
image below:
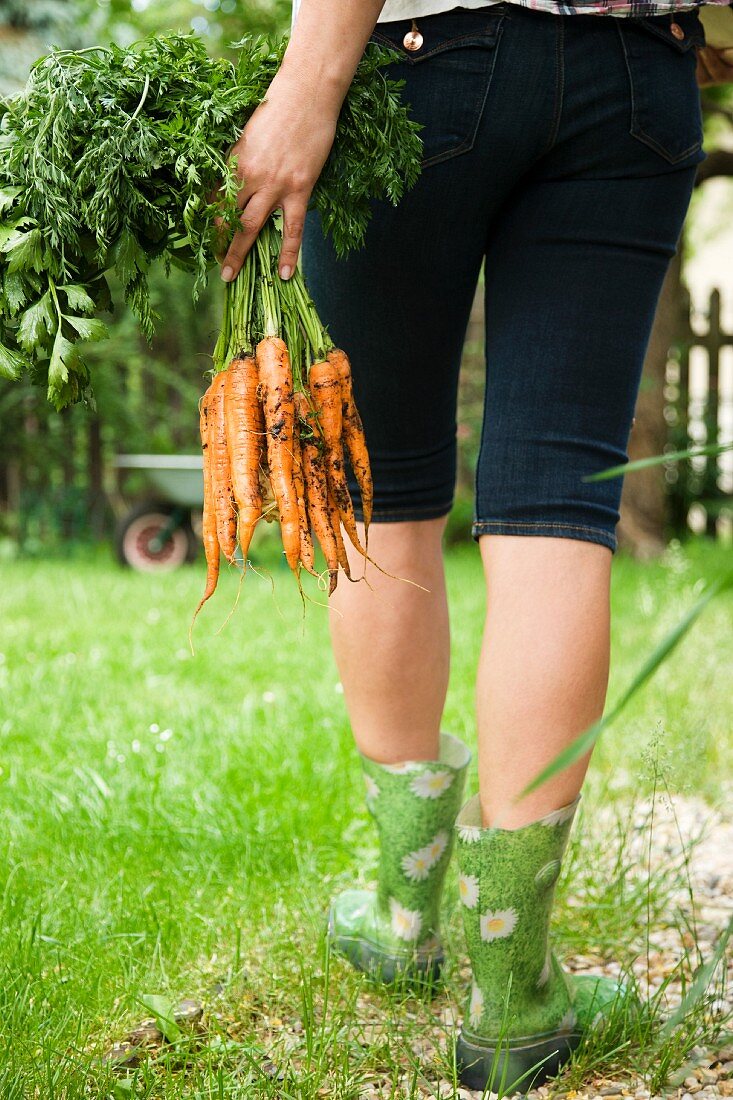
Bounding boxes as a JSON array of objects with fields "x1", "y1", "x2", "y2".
[{"x1": 116, "y1": 501, "x2": 196, "y2": 572}]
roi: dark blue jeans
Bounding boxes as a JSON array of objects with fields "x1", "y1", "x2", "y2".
[{"x1": 303, "y1": 5, "x2": 705, "y2": 550}]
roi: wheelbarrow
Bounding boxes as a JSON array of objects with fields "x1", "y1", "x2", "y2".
[{"x1": 114, "y1": 454, "x2": 203, "y2": 572}]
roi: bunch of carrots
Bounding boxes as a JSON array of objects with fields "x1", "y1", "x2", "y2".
[{"x1": 194, "y1": 220, "x2": 373, "y2": 626}]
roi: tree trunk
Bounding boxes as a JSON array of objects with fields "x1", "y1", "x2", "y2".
[{"x1": 617, "y1": 250, "x2": 686, "y2": 558}]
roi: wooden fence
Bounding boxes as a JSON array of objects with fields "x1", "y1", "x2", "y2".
[{"x1": 665, "y1": 287, "x2": 733, "y2": 539}]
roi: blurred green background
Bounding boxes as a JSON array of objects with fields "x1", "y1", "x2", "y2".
[
  {"x1": 0, "y1": 0, "x2": 731, "y2": 560},
  {"x1": 0, "y1": 6, "x2": 731, "y2": 1096}
]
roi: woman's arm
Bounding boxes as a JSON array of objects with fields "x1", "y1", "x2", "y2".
[{"x1": 220, "y1": 0, "x2": 385, "y2": 284}]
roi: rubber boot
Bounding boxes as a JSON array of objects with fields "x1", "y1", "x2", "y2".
[
  {"x1": 455, "y1": 795, "x2": 626, "y2": 1092},
  {"x1": 328, "y1": 733, "x2": 471, "y2": 985}
]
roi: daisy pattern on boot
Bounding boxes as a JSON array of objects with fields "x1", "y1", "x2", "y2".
[
  {"x1": 540, "y1": 803, "x2": 576, "y2": 827},
  {"x1": 382, "y1": 761, "x2": 422, "y2": 774},
  {"x1": 469, "y1": 982, "x2": 484, "y2": 1028},
  {"x1": 401, "y1": 830, "x2": 450, "y2": 881},
  {"x1": 479, "y1": 908, "x2": 518, "y2": 942},
  {"x1": 401, "y1": 848, "x2": 432, "y2": 882},
  {"x1": 458, "y1": 872, "x2": 479, "y2": 909},
  {"x1": 426, "y1": 830, "x2": 448, "y2": 865},
  {"x1": 411, "y1": 770, "x2": 454, "y2": 800},
  {"x1": 457, "y1": 823, "x2": 481, "y2": 844},
  {"x1": 389, "y1": 898, "x2": 422, "y2": 941}
]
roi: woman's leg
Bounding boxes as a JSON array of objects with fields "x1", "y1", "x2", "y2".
[
  {"x1": 470, "y1": 164, "x2": 699, "y2": 829},
  {"x1": 477, "y1": 535, "x2": 611, "y2": 828},
  {"x1": 454, "y1": 13, "x2": 701, "y2": 1083},
  {"x1": 329, "y1": 518, "x2": 449, "y2": 765},
  {"x1": 301, "y1": 15, "x2": 495, "y2": 974}
]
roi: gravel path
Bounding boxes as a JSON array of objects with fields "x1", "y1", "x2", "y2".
[{"x1": 103, "y1": 796, "x2": 732, "y2": 1097}]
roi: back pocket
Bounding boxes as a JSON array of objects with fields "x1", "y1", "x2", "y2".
[
  {"x1": 616, "y1": 10, "x2": 705, "y2": 165},
  {"x1": 371, "y1": 9, "x2": 506, "y2": 168}
]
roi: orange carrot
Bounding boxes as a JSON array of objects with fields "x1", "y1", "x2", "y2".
[
  {"x1": 296, "y1": 391, "x2": 339, "y2": 594},
  {"x1": 292, "y1": 429, "x2": 317, "y2": 577},
  {"x1": 224, "y1": 355, "x2": 264, "y2": 564},
  {"x1": 256, "y1": 336, "x2": 300, "y2": 572},
  {"x1": 328, "y1": 490, "x2": 351, "y2": 579},
  {"x1": 309, "y1": 357, "x2": 366, "y2": 558},
  {"x1": 191, "y1": 383, "x2": 220, "y2": 627},
  {"x1": 210, "y1": 370, "x2": 237, "y2": 563},
  {"x1": 329, "y1": 348, "x2": 373, "y2": 533}
]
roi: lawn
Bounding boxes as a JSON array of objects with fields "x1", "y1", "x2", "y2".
[{"x1": 0, "y1": 538, "x2": 731, "y2": 1097}]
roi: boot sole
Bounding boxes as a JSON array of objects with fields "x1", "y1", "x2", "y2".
[
  {"x1": 456, "y1": 1028, "x2": 582, "y2": 1093},
  {"x1": 328, "y1": 913, "x2": 443, "y2": 987}
]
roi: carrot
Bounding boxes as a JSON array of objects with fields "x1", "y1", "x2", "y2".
[
  {"x1": 295, "y1": 391, "x2": 339, "y2": 594},
  {"x1": 191, "y1": 383, "x2": 220, "y2": 630},
  {"x1": 328, "y1": 490, "x2": 351, "y2": 580},
  {"x1": 329, "y1": 348, "x2": 373, "y2": 534},
  {"x1": 292, "y1": 429, "x2": 317, "y2": 577},
  {"x1": 256, "y1": 336, "x2": 300, "y2": 571},
  {"x1": 224, "y1": 354, "x2": 264, "y2": 564},
  {"x1": 309, "y1": 357, "x2": 367, "y2": 558},
  {"x1": 210, "y1": 369, "x2": 237, "y2": 563}
]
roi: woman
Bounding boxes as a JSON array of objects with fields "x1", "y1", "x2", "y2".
[{"x1": 219, "y1": 3, "x2": 732, "y2": 1089}]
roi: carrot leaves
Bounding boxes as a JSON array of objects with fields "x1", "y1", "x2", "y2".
[{"x1": 0, "y1": 33, "x2": 422, "y2": 409}]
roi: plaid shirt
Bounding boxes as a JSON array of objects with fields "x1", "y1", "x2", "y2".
[
  {"x1": 465, "y1": 0, "x2": 730, "y2": 15},
  {"x1": 293, "y1": 0, "x2": 730, "y2": 21}
]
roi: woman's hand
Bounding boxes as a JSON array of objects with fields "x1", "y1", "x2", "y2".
[
  {"x1": 696, "y1": 45, "x2": 733, "y2": 86},
  {"x1": 219, "y1": 70, "x2": 340, "y2": 283}
]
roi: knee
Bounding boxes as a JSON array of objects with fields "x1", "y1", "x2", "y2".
[{"x1": 348, "y1": 516, "x2": 448, "y2": 574}]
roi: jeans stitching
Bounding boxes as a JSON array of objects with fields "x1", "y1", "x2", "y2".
[
  {"x1": 473, "y1": 520, "x2": 611, "y2": 535},
  {"x1": 371, "y1": 26, "x2": 503, "y2": 60},
  {"x1": 615, "y1": 23, "x2": 702, "y2": 165},
  {"x1": 371, "y1": 19, "x2": 506, "y2": 170},
  {"x1": 472, "y1": 521, "x2": 617, "y2": 550},
  {"x1": 540, "y1": 14, "x2": 564, "y2": 158}
]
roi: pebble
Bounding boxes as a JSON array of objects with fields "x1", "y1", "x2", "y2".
[
  {"x1": 101, "y1": 1041, "x2": 141, "y2": 1069},
  {"x1": 173, "y1": 998, "x2": 204, "y2": 1028}
]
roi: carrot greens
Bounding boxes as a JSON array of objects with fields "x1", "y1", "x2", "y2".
[{"x1": 0, "y1": 32, "x2": 421, "y2": 409}]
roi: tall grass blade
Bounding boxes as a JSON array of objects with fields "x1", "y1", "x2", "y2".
[
  {"x1": 519, "y1": 570, "x2": 733, "y2": 798},
  {"x1": 660, "y1": 912, "x2": 733, "y2": 1038},
  {"x1": 584, "y1": 442, "x2": 733, "y2": 482}
]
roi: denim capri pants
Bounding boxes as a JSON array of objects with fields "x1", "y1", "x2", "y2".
[{"x1": 302, "y1": 4, "x2": 705, "y2": 551}]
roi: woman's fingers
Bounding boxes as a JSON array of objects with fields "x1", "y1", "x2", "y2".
[
  {"x1": 279, "y1": 195, "x2": 308, "y2": 280},
  {"x1": 219, "y1": 190, "x2": 310, "y2": 283},
  {"x1": 220, "y1": 193, "x2": 273, "y2": 282}
]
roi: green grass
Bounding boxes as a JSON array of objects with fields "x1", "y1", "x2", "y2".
[{"x1": 0, "y1": 537, "x2": 731, "y2": 1097}]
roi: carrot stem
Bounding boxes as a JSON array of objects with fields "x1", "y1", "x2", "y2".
[{"x1": 256, "y1": 228, "x2": 280, "y2": 339}]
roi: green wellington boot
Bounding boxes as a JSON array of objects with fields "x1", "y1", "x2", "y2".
[
  {"x1": 329, "y1": 733, "x2": 471, "y2": 984},
  {"x1": 455, "y1": 795, "x2": 627, "y2": 1092}
]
